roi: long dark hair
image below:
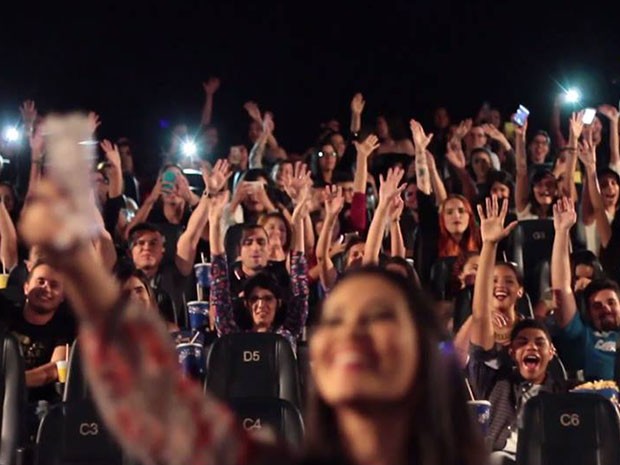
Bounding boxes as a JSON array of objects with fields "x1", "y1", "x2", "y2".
[{"x1": 303, "y1": 266, "x2": 487, "y2": 465}]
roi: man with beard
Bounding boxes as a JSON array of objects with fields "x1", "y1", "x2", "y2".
[
  {"x1": 552, "y1": 197, "x2": 620, "y2": 380},
  {"x1": 1, "y1": 261, "x2": 75, "y2": 402}
]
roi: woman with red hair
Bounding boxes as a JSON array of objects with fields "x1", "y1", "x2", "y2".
[{"x1": 438, "y1": 195, "x2": 481, "y2": 258}]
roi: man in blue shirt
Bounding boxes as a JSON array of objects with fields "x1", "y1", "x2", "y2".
[{"x1": 551, "y1": 198, "x2": 620, "y2": 380}]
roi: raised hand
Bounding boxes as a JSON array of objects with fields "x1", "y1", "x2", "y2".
[
  {"x1": 282, "y1": 162, "x2": 312, "y2": 205},
  {"x1": 243, "y1": 101, "x2": 262, "y2": 123},
  {"x1": 29, "y1": 124, "x2": 45, "y2": 158},
  {"x1": 409, "y1": 119, "x2": 433, "y2": 152},
  {"x1": 477, "y1": 195, "x2": 518, "y2": 244},
  {"x1": 202, "y1": 77, "x2": 221, "y2": 96},
  {"x1": 20, "y1": 100, "x2": 38, "y2": 126},
  {"x1": 262, "y1": 112, "x2": 275, "y2": 133},
  {"x1": 324, "y1": 185, "x2": 345, "y2": 217},
  {"x1": 175, "y1": 174, "x2": 193, "y2": 203},
  {"x1": 513, "y1": 115, "x2": 528, "y2": 139},
  {"x1": 291, "y1": 189, "x2": 311, "y2": 225},
  {"x1": 598, "y1": 104, "x2": 619, "y2": 122},
  {"x1": 454, "y1": 119, "x2": 473, "y2": 140},
  {"x1": 378, "y1": 167, "x2": 406, "y2": 205},
  {"x1": 201, "y1": 159, "x2": 231, "y2": 194},
  {"x1": 569, "y1": 111, "x2": 585, "y2": 141},
  {"x1": 578, "y1": 132, "x2": 596, "y2": 169},
  {"x1": 446, "y1": 139, "x2": 466, "y2": 169},
  {"x1": 425, "y1": 150, "x2": 438, "y2": 172},
  {"x1": 100, "y1": 139, "x2": 121, "y2": 169},
  {"x1": 552, "y1": 196, "x2": 577, "y2": 232},
  {"x1": 387, "y1": 195, "x2": 405, "y2": 222},
  {"x1": 350, "y1": 93, "x2": 366, "y2": 115},
  {"x1": 87, "y1": 112, "x2": 101, "y2": 135},
  {"x1": 207, "y1": 190, "x2": 230, "y2": 223},
  {"x1": 353, "y1": 133, "x2": 380, "y2": 159}
]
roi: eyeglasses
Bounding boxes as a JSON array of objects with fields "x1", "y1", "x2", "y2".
[
  {"x1": 318, "y1": 151, "x2": 338, "y2": 158},
  {"x1": 132, "y1": 238, "x2": 162, "y2": 249},
  {"x1": 247, "y1": 294, "x2": 276, "y2": 305}
]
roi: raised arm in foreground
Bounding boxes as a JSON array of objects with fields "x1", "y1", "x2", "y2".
[{"x1": 551, "y1": 197, "x2": 578, "y2": 328}]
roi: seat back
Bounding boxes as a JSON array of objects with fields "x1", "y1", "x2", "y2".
[
  {"x1": 228, "y1": 398, "x2": 304, "y2": 448},
  {"x1": 64, "y1": 339, "x2": 87, "y2": 402},
  {"x1": 510, "y1": 220, "x2": 554, "y2": 303},
  {"x1": 35, "y1": 399, "x2": 123, "y2": 465},
  {"x1": 516, "y1": 392, "x2": 620, "y2": 465},
  {"x1": 206, "y1": 333, "x2": 301, "y2": 407},
  {"x1": 0, "y1": 329, "x2": 27, "y2": 465},
  {"x1": 429, "y1": 256, "x2": 457, "y2": 300}
]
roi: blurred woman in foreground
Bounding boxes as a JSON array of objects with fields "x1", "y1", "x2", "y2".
[{"x1": 19, "y1": 180, "x2": 487, "y2": 465}]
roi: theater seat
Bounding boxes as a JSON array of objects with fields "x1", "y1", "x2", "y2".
[
  {"x1": 35, "y1": 399, "x2": 124, "y2": 465},
  {"x1": 516, "y1": 392, "x2": 620, "y2": 465},
  {"x1": 64, "y1": 339, "x2": 87, "y2": 402},
  {"x1": 0, "y1": 329, "x2": 27, "y2": 465},
  {"x1": 429, "y1": 256, "x2": 457, "y2": 300},
  {"x1": 510, "y1": 219, "x2": 555, "y2": 304},
  {"x1": 205, "y1": 333, "x2": 301, "y2": 408},
  {"x1": 227, "y1": 398, "x2": 304, "y2": 447}
]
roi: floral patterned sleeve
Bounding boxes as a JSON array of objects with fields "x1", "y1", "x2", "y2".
[
  {"x1": 79, "y1": 302, "x2": 259, "y2": 465},
  {"x1": 277, "y1": 252, "x2": 309, "y2": 345},
  {"x1": 211, "y1": 253, "x2": 239, "y2": 337}
]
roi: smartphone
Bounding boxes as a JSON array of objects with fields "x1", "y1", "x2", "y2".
[
  {"x1": 512, "y1": 105, "x2": 530, "y2": 127},
  {"x1": 161, "y1": 170, "x2": 177, "y2": 194},
  {"x1": 582, "y1": 108, "x2": 596, "y2": 125}
]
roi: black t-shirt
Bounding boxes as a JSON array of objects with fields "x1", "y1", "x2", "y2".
[{"x1": 5, "y1": 308, "x2": 76, "y2": 402}]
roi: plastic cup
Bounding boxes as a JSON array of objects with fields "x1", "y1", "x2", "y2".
[
  {"x1": 194, "y1": 263, "x2": 212, "y2": 288},
  {"x1": 176, "y1": 342, "x2": 205, "y2": 381},
  {"x1": 467, "y1": 400, "x2": 491, "y2": 436},
  {"x1": 56, "y1": 360, "x2": 68, "y2": 383},
  {"x1": 0, "y1": 274, "x2": 9, "y2": 290},
  {"x1": 187, "y1": 301, "x2": 210, "y2": 331}
]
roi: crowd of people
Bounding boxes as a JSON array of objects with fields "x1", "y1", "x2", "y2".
[{"x1": 1, "y1": 79, "x2": 620, "y2": 465}]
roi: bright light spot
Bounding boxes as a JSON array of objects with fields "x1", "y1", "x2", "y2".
[
  {"x1": 3, "y1": 126, "x2": 20, "y2": 142},
  {"x1": 564, "y1": 88, "x2": 581, "y2": 103},
  {"x1": 182, "y1": 140, "x2": 197, "y2": 157}
]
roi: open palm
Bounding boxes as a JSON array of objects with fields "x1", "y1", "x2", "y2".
[{"x1": 477, "y1": 196, "x2": 517, "y2": 243}]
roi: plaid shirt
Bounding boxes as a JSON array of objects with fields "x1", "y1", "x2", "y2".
[{"x1": 211, "y1": 252, "x2": 309, "y2": 351}]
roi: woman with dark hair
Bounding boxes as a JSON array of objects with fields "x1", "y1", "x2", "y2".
[
  {"x1": 115, "y1": 265, "x2": 179, "y2": 332},
  {"x1": 310, "y1": 142, "x2": 339, "y2": 185},
  {"x1": 20, "y1": 178, "x2": 488, "y2": 465}
]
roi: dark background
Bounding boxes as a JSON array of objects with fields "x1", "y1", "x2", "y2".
[{"x1": 1, "y1": 0, "x2": 619, "y2": 174}]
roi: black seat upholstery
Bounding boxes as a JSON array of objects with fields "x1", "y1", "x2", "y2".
[
  {"x1": 35, "y1": 398, "x2": 124, "y2": 465},
  {"x1": 227, "y1": 398, "x2": 304, "y2": 447},
  {"x1": 510, "y1": 220, "x2": 555, "y2": 304},
  {"x1": 517, "y1": 392, "x2": 620, "y2": 465},
  {"x1": 63, "y1": 339, "x2": 87, "y2": 402},
  {"x1": 429, "y1": 256, "x2": 457, "y2": 300},
  {"x1": 205, "y1": 333, "x2": 301, "y2": 407},
  {"x1": 0, "y1": 328, "x2": 27, "y2": 465}
]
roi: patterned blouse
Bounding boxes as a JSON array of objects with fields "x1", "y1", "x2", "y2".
[{"x1": 210, "y1": 252, "x2": 309, "y2": 351}]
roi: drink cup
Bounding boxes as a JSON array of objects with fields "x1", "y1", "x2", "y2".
[
  {"x1": 467, "y1": 400, "x2": 491, "y2": 436},
  {"x1": 194, "y1": 263, "x2": 212, "y2": 288},
  {"x1": 0, "y1": 274, "x2": 9, "y2": 289},
  {"x1": 56, "y1": 360, "x2": 68, "y2": 383},
  {"x1": 187, "y1": 301, "x2": 210, "y2": 331},
  {"x1": 176, "y1": 343, "x2": 205, "y2": 381}
]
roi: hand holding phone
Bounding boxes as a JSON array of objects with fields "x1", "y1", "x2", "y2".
[{"x1": 512, "y1": 105, "x2": 530, "y2": 127}]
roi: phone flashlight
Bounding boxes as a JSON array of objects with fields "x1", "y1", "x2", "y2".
[
  {"x1": 2, "y1": 126, "x2": 20, "y2": 143},
  {"x1": 564, "y1": 88, "x2": 581, "y2": 104},
  {"x1": 181, "y1": 140, "x2": 197, "y2": 157}
]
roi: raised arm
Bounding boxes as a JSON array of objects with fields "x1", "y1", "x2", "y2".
[
  {"x1": 514, "y1": 119, "x2": 530, "y2": 213},
  {"x1": 200, "y1": 77, "x2": 220, "y2": 127},
  {"x1": 316, "y1": 185, "x2": 345, "y2": 291},
  {"x1": 561, "y1": 112, "x2": 584, "y2": 201},
  {"x1": 18, "y1": 182, "x2": 251, "y2": 465},
  {"x1": 410, "y1": 119, "x2": 433, "y2": 195},
  {"x1": 388, "y1": 197, "x2": 406, "y2": 258},
  {"x1": 100, "y1": 140, "x2": 124, "y2": 199},
  {"x1": 470, "y1": 196, "x2": 517, "y2": 350},
  {"x1": 599, "y1": 104, "x2": 620, "y2": 168},
  {"x1": 350, "y1": 92, "x2": 365, "y2": 135},
  {"x1": 0, "y1": 198, "x2": 18, "y2": 271},
  {"x1": 551, "y1": 95, "x2": 568, "y2": 149},
  {"x1": 445, "y1": 138, "x2": 478, "y2": 203},
  {"x1": 426, "y1": 151, "x2": 447, "y2": 204},
  {"x1": 249, "y1": 113, "x2": 273, "y2": 169},
  {"x1": 551, "y1": 197, "x2": 578, "y2": 328},
  {"x1": 363, "y1": 167, "x2": 405, "y2": 265},
  {"x1": 282, "y1": 162, "x2": 315, "y2": 252},
  {"x1": 176, "y1": 160, "x2": 231, "y2": 275}
]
